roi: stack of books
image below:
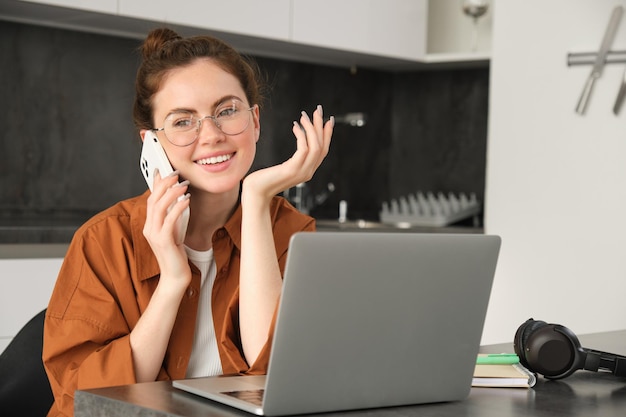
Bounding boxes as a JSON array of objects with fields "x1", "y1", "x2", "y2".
[{"x1": 472, "y1": 354, "x2": 537, "y2": 388}]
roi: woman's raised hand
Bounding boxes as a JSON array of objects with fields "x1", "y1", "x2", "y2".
[{"x1": 243, "y1": 105, "x2": 333, "y2": 202}]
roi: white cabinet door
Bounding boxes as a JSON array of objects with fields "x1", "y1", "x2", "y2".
[
  {"x1": 16, "y1": 0, "x2": 488, "y2": 67},
  {"x1": 20, "y1": 0, "x2": 118, "y2": 14},
  {"x1": 118, "y1": 0, "x2": 291, "y2": 41},
  {"x1": 291, "y1": 0, "x2": 427, "y2": 61}
]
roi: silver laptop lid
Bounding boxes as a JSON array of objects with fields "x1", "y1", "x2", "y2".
[{"x1": 263, "y1": 232, "x2": 500, "y2": 416}]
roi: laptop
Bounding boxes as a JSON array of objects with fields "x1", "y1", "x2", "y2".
[{"x1": 173, "y1": 232, "x2": 501, "y2": 416}]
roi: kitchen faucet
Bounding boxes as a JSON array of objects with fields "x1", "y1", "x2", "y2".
[{"x1": 283, "y1": 182, "x2": 335, "y2": 215}]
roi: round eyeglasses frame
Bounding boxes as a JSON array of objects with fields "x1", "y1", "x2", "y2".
[{"x1": 152, "y1": 100, "x2": 257, "y2": 147}]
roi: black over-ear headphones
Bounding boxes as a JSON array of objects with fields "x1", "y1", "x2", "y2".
[{"x1": 514, "y1": 318, "x2": 626, "y2": 380}]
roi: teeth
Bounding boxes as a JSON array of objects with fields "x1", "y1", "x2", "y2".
[{"x1": 198, "y1": 154, "x2": 232, "y2": 165}]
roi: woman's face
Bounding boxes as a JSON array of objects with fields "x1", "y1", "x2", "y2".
[{"x1": 147, "y1": 58, "x2": 260, "y2": 195}]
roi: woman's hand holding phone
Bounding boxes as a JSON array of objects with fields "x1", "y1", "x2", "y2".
[
  {"x1": 140, "y1": 131, "x2": 190, "y2": 245},
  {"x1": 140, "y1": 131, "x2": 192, "y2": 288},
  {"x1": 144, "y1": 169, "x2": 192, "y2": 288}
]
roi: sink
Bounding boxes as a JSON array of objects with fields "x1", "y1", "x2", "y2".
[
  {"x1": 314, "y1": 219, "x2": 483, "y2": 234},
  {"x1": 315, "y1": 219, "x2": 391, "y2": 230}
]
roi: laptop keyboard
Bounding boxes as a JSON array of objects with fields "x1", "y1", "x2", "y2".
[{"x1": 222, "y1": 389, "x2": 265, "y2": 407}]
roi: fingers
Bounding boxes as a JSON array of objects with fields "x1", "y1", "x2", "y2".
[
  {"x1": 298, "y1": 105, "x2": 324, "y2": 150},
  {"x1": 152, "y1": 170, "x2": 189, "y2": 204},
  {"x1": 144, "y1": 169, "x2": 190, "y2": 244},
  {"x1": 294, "y1": 105, "x2": 335, "y2": 158}
]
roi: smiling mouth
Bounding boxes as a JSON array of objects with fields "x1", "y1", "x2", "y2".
[{"x1": 197, "y1": 153, "x2": 234, "y2": 165}]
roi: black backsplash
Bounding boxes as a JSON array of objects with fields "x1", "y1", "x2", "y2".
[{"x1": 0, "y1": 21, "x2": 489, "y2": 243}]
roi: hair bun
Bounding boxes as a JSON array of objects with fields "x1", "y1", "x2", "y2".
[{"x1": 141, "y1": 28, "x2": 182, "y2": 60}]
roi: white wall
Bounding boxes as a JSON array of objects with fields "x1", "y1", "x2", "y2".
[
  {"x1": 483, "y1": 0, "x2": 626, "y2": 344},
  {"x1": 427, "y1": 0, "x2": 493, "y2": 54},
  {"x1": 0, "y1": 257, "x2": 62, "y2": 353}
]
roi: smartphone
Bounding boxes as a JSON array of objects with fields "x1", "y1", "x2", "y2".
[{"x1": 139, "y1": 130, "x2": 190, "y2": 244}]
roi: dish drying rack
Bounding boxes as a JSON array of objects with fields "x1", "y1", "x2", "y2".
[{"x1": 380, "y1": 192, "x2": 481, "y2": 227}]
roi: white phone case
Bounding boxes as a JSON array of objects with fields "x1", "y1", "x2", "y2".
[{"x1": 139, "y1": 131, "x2": 190, "y2": 244}]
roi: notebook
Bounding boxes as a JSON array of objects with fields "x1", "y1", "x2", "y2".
[{"x1": 173, "y1": 231, "x2": 501, "y2": 416}]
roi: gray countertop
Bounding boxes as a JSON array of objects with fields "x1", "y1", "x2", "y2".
[
  {"x1": 0, "y1": 219, "x2": 483, "y2": 259},
  {"x1": 0, "y1": 243, "x2": 68, "y2": 259}
]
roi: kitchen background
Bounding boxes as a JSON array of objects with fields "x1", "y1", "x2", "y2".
[
  {"x1": 4, "y1": 0, "x2": 626, "y2": 352},
  {"x1": 0, "y1": 20, "x2": 489, "y2": 243}
]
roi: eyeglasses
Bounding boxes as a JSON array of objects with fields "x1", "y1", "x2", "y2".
[{"x1": 153, "y1": 99, "x2": 256, "y2": 147}]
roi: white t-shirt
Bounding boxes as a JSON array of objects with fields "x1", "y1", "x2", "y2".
[{"x1": 184, "y1": 246, "x2": 223, "y2": 378}]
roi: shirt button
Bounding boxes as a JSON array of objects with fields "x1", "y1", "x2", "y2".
[
  {"x1": 187, "y1": 287, "x2": 196, "y2": 298},
  {"x1": 216, "y1": 230, "x2": 225, "y2": 238}
]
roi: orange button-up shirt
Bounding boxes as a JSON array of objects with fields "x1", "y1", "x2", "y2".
[{"x1": 43, "y1": 191, "x2": 314, "y2": 417}]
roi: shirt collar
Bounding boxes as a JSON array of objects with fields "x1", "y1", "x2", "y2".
[{"x1": 131, "y1": 190, "x2": 243, "y2": 282}]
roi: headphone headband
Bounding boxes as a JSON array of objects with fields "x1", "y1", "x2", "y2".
[
  {"x1": 514, "y1": 318, "x2": 626, "y2": 379},
  {"x1": 582, "y1": 347, "x2": 626, "y2": 377}
]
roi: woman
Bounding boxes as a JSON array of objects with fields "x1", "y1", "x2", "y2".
[{"x1": 42, "y1": 28, "x2": 333, "y2": 417}]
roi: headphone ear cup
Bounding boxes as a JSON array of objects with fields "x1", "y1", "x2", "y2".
[
  {"x1": 514, "y1": 319, "x2": 547, "y2": 369},
  {"x1": 523, "y1": 324, "x2": 581, "y2": 379}
]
